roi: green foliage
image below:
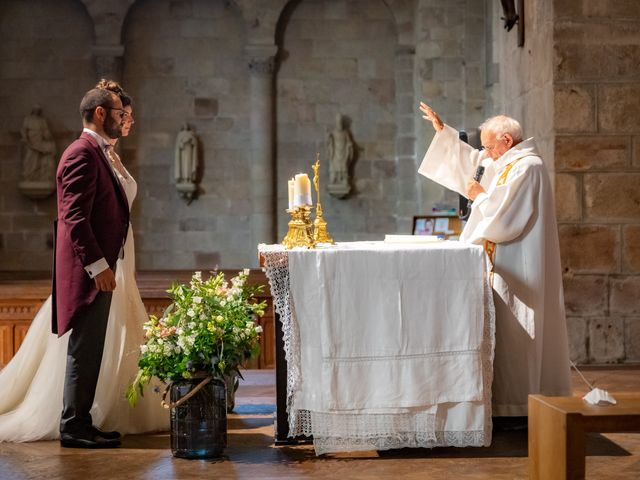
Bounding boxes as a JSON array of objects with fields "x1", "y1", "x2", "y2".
[{"x1": 128, "y1": 269, "x2": 266, "y2": 407}]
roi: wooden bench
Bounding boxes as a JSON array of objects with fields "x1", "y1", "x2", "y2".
[{"x1": 528, "y1": 393, "x2": 640, "y2": 480}]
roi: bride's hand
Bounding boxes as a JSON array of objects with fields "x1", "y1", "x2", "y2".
[{"x1": 419, "y1": 101, "x2": 444, "y2": 132}]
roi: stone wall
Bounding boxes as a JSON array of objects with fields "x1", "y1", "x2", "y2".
[
  {"x1": 415, "y1": 0, "x2": 488, "y2": 214},
  {"x1": 275, "y1": 0, "x2": 399, "y2": 241},
  {"x1": 554, "y1": 0, "x2": 640, "y2": 363},
  {"x1": 488, "y1": 0, "x2": 640, "y2": 364},
  {"x1": 0, "y1": 0, "x2": 489, "y2": 270},
  {"x1": 488, "y1": 0, "x2": 555, "y2": 170},
  {"x1": 122, "y1": 0, "x2": 252, "y2": 269},
  {"x1": 274, "y1": 0, "x2": 487, "y2": 239},
  {"x1": 0, "y1": 0, "x2": 96, "y2": 270}
]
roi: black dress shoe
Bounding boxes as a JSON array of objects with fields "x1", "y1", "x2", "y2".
[
  {"x1": 60, "y1": 432, "x2": 121, "y2": 449},
  {"x1": 91, "y1": 426, "x2": 121, "y2": 440}
]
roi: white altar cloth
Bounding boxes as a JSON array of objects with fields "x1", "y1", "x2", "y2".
[{"x1": 259, "y1": 241, "x2": 495, "y2": 455}]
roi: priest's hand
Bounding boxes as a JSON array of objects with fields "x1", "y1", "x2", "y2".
[
  {"x1": 95, "y1": 268, "x2": 116, "y2": 291},
  {"x1": 466, "y1": 180, "x2": 485, "y2": 201},
  {"x1": 419, "y1": 102, "x2": 444, "y2": 132}
]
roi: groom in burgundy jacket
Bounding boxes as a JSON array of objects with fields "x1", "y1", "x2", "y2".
[{"x1": 53, "y1": 88, "x2": 129, "y2": 448}]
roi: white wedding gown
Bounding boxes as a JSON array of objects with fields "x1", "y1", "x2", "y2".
[{"x1": 0, "y1": 167, "x2": 168, "y2": 442}]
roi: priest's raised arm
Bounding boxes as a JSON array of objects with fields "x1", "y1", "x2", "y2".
[{"x1": 418, "y1": 102, "x2": 489, "y2": 197}]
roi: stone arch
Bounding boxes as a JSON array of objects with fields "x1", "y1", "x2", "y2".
[
  {"x1": 2, "y1": 0, "x2": 96, "y2": 132},
  {"x1": 120, "y1": 0, "x2": 248, "y2": 126},
  {"x1": 381, "y1": 0, "x2": 417, "y2": 49},
  {"x1": 78, "y1": 0, "x2": 136, "y2": 79},
  {"x1": 234, "y1": 0, "x2": 290, "y2": 45},
  {"x1": 79, "y1": 0, "x2": 134, "y2": 45}
]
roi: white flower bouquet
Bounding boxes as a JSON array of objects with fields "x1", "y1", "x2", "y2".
[{"x1": 127, "y1": 269, "x2": 266, "y2": 406}]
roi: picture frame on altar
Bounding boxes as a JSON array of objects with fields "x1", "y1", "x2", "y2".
[
  {"x1": 413, "y1": 217, "x2": 434, "y2": 235},
  {"x1": 434, "y1": 218, "x2": 449, "y2": 232},
  {"x1": 412, "y1": 215, "x2": 463, "y2": 240}
]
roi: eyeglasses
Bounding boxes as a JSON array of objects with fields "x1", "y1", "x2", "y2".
[
  {"x1": 102, "y1": 106, "x2": 126, "y2": 119},
  {"x1": 482, "y1": 136, "x2": 508, "y2": 151}
]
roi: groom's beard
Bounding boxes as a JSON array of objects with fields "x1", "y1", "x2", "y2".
[{"x1": 104, "y1": 115, "x2": 123, "y2": 140}]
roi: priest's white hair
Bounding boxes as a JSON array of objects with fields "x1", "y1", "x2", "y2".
[{"x1": 479, "y1": 115, "x2": 523, "y2": 142}]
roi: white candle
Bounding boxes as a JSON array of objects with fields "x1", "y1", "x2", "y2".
[
  {"x1": 287, "y1": 178, "x2": 294, "y2": 210},
  {"x1": 294, "y1": 173, "x2": 312, "y2": 206}
]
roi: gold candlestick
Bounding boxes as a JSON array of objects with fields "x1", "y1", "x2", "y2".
[
  {"x1": 282, "y1": 205, "x2": 315, "y2": 249},
  {"x1": 312, "y1": 154, "x2": 335, "y2": 244}
]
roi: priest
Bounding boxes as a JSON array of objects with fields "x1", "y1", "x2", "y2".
[{"x1": 418, "y1": 101, "x2": 572, "y2": 417}]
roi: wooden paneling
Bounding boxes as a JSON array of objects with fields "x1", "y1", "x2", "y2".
[
  {"x1": 14, "y1": 322, "x2": 31, "y2": 353},
  {"x1": 259, "y1": 303, "x2": 275, "y2": 369},
  {"x1": 0, "y1": 324, "x2": 13, "y2": 366},
  {"x1": 0, "y1": 271, "x2": 275, "y2": 370},
  {"x1": 0, "y1": 297, "x2": 48, "y2": 368}
]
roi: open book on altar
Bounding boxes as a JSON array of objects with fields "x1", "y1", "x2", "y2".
[{"x1": 384, "y1": 234, "x2": 442, "y2": 243}]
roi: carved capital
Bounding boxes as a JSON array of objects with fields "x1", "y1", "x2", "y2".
[
  {"x1": 248, "y1": 57, "x2": 275, "y2": 76},
  {"x1": 245, "y1": 44, "x2": 278, "y2": 77}
]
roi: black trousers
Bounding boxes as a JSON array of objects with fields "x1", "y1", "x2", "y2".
[{"x1": 60, "y1": 290, "x2": 112, "y2": 435}]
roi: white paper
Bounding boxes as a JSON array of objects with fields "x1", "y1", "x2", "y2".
[
  {"x1": 384, "y1": 234, "x2": 441, "y2": 243},
  {"x1": 582, "y1": 388, "x2": 617, "y2": 406}
]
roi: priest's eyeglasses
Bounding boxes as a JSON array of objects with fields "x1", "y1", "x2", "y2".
[
  {"x1": 482, "y1": 140, "x2": 503, "y2": 151},
  {"x1": 482, "y1": 138, "x2": 506, "y2": 152}
]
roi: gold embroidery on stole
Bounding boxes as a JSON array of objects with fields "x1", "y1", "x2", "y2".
[{"x1": 483, "y1": 158, "x2": 523, "y2": 270}]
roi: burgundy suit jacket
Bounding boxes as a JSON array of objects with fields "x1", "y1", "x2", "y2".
[{"x1": 52, "y1": 132, "x2": 129, "y2": 336}]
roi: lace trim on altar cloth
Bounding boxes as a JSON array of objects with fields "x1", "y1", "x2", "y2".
[
  {"x1": 299, "y1": 410, "x2": 436, "y2": 438},
  {"x1": 313, "y1": 430, "x2": 487, "y2": 456},
  {"x1": 481, "y1": 254, "x2": 496, "y2": 445},
  {"x1": 259, "y1": 245, "x2": 496, "y2": 456},
  {"x1": 260, "y1": 246, "x2": 303, "y2": 430},
  {"x1": 289, "y1": 409, "x2": 488, "y2": 455}
]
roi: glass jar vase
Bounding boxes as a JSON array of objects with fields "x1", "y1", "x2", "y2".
[{"x1": 170, "y1": 376, "x2": 227, "y2": 459}]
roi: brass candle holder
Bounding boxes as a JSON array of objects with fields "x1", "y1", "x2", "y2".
[
  {"x1": 281, "y1": 154, "x2": 334, "y2": 249},
  {"x1": 312, "y1": 155, "x2": 335, "y2": 245},
  {"x1": 282, "y1": 205, "x2": 315, "y2": 249}
]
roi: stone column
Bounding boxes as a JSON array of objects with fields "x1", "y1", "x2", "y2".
[
  {"x1": 246, "y1": 44, "x2": 278, "y2": 262},
  {"x1": 394, "y1": 45, "x2": 418, "y2": 232},
  {"x1": 91, "y1": 44, "x2": 125, "y2": 81}
]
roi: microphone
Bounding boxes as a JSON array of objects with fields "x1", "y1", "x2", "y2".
[
  {"x1": 460, "y1": 165, "x2": 485, "y2": 220},
  {"x1": 472, "y1": 165, "x2": 485, "y2": 183}
]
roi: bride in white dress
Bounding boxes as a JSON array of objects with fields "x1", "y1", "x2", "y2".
[{"x1": 0, "y1": 97, "x2": 168, "y2": 442}]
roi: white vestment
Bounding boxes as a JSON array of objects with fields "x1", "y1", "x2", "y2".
[{"x1": 418, "y1": 125, "x2": 572, "y2": 416}]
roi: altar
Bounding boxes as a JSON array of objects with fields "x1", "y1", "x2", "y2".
[{"x1": 259, "y1": 241, "x2": 495, "y2": 455}]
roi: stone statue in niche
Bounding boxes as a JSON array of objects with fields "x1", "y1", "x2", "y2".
[
  {"x1": 174, "y1": 122, "x2": 199, "y2": 203},
  {"x1": 327, "y1": 113, "x2": 354, "y2": 198},
  {"x1": 18, "y1": 105, "x2": 56, "y2": 199}
]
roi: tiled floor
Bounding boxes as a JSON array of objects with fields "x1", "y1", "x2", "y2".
[{"x1": 0, "y1": 367, "x2": 638, "y2": 479}]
